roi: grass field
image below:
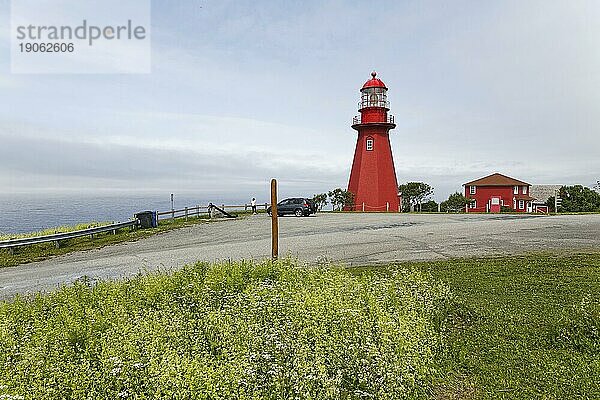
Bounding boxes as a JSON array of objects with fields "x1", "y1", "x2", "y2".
[
  {"x1": 0, "y1": 254, "x2": 598, "y2": 399},
  {"x1": 405, "y1": 253, "x2": 600, "y2": 399}
]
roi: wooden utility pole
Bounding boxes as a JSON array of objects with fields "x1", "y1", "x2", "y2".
[{"x1": 271, "y1": 179, "x2": 279, "y2": 261}]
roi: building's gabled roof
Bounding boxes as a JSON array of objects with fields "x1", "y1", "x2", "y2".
[
  {"x1": 464, "y1": 173, "x2": 530, "y2": 187},
  {"x1": 530, "y1": 185, "x2": 562, "y2": 202}
]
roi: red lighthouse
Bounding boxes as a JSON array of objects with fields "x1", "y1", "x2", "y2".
[{"x1": 347, "y1": 71, "x2": 399, "y2": 212}]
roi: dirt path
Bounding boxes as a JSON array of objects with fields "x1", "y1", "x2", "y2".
[{"x1": 1, "y1": 213, "x2": 599, "y2": 299}]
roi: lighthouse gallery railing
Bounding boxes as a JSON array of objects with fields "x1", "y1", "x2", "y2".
[{"x1": 352, "y1": 114, "x2": 395, "y2": 125}]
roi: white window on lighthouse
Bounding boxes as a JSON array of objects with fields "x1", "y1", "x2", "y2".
[{"x1": 366, "y1": 138, "x2": 374, "y2": 151}]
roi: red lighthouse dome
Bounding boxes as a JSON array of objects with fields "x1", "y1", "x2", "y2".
[
  {"x1": 347, "y1": 71, "x2": 400, "y2": 212},
  {"x1": 362, "y1": 71, "x2": 387, "y2": 89}
]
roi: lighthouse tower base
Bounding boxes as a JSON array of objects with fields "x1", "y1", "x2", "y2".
[{"x1": 348, "y1": 130, "x2": 399, "y2": 212}]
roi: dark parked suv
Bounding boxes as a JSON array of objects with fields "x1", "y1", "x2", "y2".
[{"x1": 267, "y1": 198, "x2": 317, "y2": 217}]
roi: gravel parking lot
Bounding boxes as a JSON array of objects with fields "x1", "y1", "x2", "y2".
[{"x1": 1, "y1": 213, "x2": 599, "y2": 298}]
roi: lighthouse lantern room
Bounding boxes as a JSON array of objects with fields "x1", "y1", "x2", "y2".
[{"x1": 347, "y1": 71, "x2": 400, "y2": 212}]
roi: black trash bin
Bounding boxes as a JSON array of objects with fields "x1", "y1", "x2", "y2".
[{"x1": 135, "y1": 211, "x2": 154, "y2": 229}]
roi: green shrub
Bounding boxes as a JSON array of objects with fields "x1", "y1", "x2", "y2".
[
  {"x1": 419, "y1": 200, "x2": 439, "y2": 213},
  {"x1": 0, "y1": 259, "x2": 451, "y2": 399}
]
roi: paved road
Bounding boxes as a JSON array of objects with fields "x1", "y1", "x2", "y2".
[{"x1": 1, "y1": 213, "x2": 599, "y2": 299}]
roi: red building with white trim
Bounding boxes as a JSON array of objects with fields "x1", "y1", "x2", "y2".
[{"x1": 464, "y1": 173, "x2": 535, "y2": 213}]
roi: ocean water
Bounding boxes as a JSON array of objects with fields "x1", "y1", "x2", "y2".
[{"x1": 0, "y1": 193, "x2": 248, "y2": 235}]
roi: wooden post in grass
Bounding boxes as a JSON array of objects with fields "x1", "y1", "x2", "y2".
[{"x1": 271, "y1": 179, "x2": 278, "y2": 261}]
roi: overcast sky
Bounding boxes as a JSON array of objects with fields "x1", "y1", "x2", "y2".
[{"x1": 0, "y1": 0, "x2": 598, "y2": 201}]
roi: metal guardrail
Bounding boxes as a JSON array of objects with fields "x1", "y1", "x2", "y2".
[
  {"x1": 0, "y1": 220, "x2": 138, "y2": 252},
  {"x1": 1, "y1": 201, "x2": 269, "y2": 251},
  {"x1": 156, "y1": 203, "x2": 269, "y2": 221}
]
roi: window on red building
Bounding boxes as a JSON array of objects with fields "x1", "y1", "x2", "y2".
[
  {"x1": 518, "y1": 200, "x2": 524, "y2": 209},
  {"x1": 470, "y1": 186, "x2": 476, "y2": 195}
]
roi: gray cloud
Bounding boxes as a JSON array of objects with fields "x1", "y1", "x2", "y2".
[{"x1": 0, "y1": 131, "x2": 347, "y2": 194}]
